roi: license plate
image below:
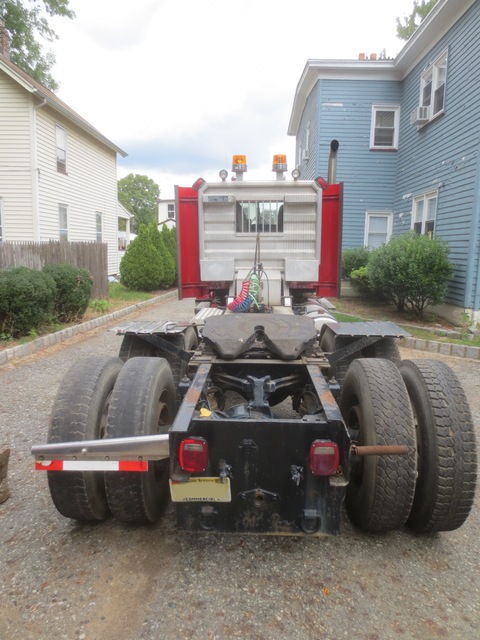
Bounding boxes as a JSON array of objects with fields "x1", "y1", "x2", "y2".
[{"x1": 169, "y1": 477, "x2": 231, "y2": 503}]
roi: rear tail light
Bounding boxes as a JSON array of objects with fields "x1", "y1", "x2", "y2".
[
  {"x1": 179, "y1": 437, "x2": 208, "y2": 473},
  {"x1": 309, "y1": 440, "x2": 339, "y2": 476},
  {"x1": 192, "y1": 177, "x2": 206, "y2": 191}
]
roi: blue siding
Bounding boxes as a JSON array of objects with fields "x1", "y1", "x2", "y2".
[
  {"x1": 395, "y1": 0, "x2": 480, "y2": 307},
  {"x1": 316, "y1": 79, "x2": 401, "y2": 248}
]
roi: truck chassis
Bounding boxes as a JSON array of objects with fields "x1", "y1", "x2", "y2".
[{"x1": 33, "y1": 308, "x2": 477, "y2": 536}]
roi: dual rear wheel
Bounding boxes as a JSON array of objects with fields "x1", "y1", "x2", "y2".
[
  {"x1": 340, "y1": 357, "x2": 477, "y2": 533},
  {"x1": 47, "y1": 356, "x2": 177, "y2": 524}
]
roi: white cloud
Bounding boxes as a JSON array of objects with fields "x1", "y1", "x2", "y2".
[{"x1": 51, "y1": 0, "x2": 415, "y2": 197}]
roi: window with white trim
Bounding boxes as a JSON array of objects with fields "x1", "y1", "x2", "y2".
[
  {"x1": 413, "y1": 192, "x2": 437, "y2": 236},
  {"x1": 167, "y1": 203, "x2": 175, "y2": 219},
  {"x1": 56, "y1": 124, "x2": 67, "y2": 172},
  {"x1": 0, "y1": 197, "x2": 3, "y2": 241},
  {"x1": 370, "y1": 106, "x2": 400, "y2": 150},
  {"x1": 364, "y1": 212, "x2": 392, "y2": 248},
  {"x1": 420, "y1": 50, "x2": 447, "y2": 120},
  {"x1": 96, "y1": 212, "x2": 103, "y2": 242},
  {"x1": 59, "y1": 204, "x2": 68, "y2": 241}
]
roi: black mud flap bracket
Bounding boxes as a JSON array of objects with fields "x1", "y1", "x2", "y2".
[{"x1": 321, "y1": 321, "x2": 410, "y2": 367}]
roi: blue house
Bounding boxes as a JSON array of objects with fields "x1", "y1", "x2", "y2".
[{"x1": 288, "y1": 0, "x2": 480, "y2": 323}]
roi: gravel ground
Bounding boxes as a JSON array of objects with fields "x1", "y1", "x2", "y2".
[{"x1": 0, "y1": 296, "x2": 478, "y2": 640}]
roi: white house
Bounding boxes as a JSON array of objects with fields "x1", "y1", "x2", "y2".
[
  {"x1": 0, "y1": 25, "x2": 128, "y2": 276},
  {"x1": 158, "y1": 198, "x2": 176, "y2": 230}
]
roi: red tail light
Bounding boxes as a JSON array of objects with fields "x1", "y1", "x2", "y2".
[
  {"x1": 309, "y1": 440, "x2": 339, "y2": 476},
  {"x1": 179, "y1": 437, "x2": 208, "y2": 472}
]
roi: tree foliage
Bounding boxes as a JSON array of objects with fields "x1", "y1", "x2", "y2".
[
  {"x1": 0, "y1": 1, "x2": 74, "y2": 91},
  {"x1": 120, "y1": 224, "x2": 165, "y2": 292},
  {"x1": 118, "y1": 174, "x2": 160, "y2": 233},
  {"x1": 396, "y1": 0, "x2": 439, "y2": 41},
  {"x1": 367, "y1": 232, "x2": 454, "y2": 319}
]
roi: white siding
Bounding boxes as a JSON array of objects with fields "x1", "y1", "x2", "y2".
[
  {"x1": 0, "y1": 73, "x2": 35, "y2": 239},
  {"x1": 35, "y1": 108, "x2": 120, "y2": 274}
]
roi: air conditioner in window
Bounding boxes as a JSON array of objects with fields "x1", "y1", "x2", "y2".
[
  {"x1": 410, "y1": 106, "x2": 430, "y2": 125},
  {"x1": 302, "y1": 149, "x2": 310, "y2": 161}
]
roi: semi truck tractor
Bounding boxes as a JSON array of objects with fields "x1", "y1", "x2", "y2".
[{"x1": 32, "y1": 147, "x2": 477, "y2": 536}]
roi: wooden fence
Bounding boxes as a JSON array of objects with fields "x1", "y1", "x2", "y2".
[{"x1": 0, "y1": 241, "x2": 108, "y2": 299}]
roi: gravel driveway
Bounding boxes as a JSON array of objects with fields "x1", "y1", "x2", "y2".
[{"x1": 1, "y1": 296, "x2": 478, "y2": 640}]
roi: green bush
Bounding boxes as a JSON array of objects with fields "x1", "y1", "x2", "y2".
[
  {"x1": 350, "y1": 266, "x2": 373, "y2": 296},
  {"x1": 341, "y1": 246, "x2": 370, "y2": 279},
  {"x1": 161, "y1": 225, "x2": 177, "y2": 274},
  {"x1": 42, "y1": 264, "x2": 93, "y2": 322},
  {"x1": 368, "y1": 232, "x2": 454, "y2": 319},
  {"x1": 120, "y1": 224, "x2": 165, "y2": 291},
  {"x1": 0, "y1": 267, "x2": 56, "y2": 338},
  {"x1": 150, "y1": 226, "x2": 175, "y2": 288}
]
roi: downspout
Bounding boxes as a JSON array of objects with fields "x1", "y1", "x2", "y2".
[
  {"x1": 469, "y1": 139, "x2": 480, "y2": 323},
  {"x1": 32, "y1": 97, "x2": 47, "y2": 242}
]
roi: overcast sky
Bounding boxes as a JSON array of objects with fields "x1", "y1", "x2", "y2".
[{"x1": 50, "y1": 0, "x2": 416, "y2": 198}]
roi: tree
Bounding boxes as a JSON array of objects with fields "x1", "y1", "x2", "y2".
[
  {"x1": 161, "y1": 225, "x2": 177, "y2": 277},
  {"x1": 0, "y1": 1, "x2": 74, "y2": 91},
  {"x1": 396, "y1": 1, "x2": 439, "y2": 41},
  {"x1": 118, "y1": 174, "x2": 160, "y2": 233},
  {"x1": 119, "y1": 224, "x2": 164, "y2": 292}
]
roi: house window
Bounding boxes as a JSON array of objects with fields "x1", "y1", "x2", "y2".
[
  {"x1": 59, "y1": 204, "x2": 68, "y2": 240},
  {"x1": 56, "y1": 125, "x2": 67, "y2": 172},
  {"x1": 236, "y1": 201, "x2": 284, "y2": 233},
  {"x1": 420, "y1": 50, "x2": 447, "y2": 119},
  {"x1": 370, "y1": 106, "x2": 399, "y2": 149},
  {"x1": 0, "y1": 197, "x2": 3, "y2": 242},
  {"x1": 413, "y1": 192, "x2": 437, "y2": 236},
  {"x1": 96, "y1": 212, "x2": 103, "y2": 242},
  {"x1": 364, "y1": 212, "x2": 392, "y2": 248},
  {"x1": 167, "y1": 203, "x2": 175, "y2": 219}
]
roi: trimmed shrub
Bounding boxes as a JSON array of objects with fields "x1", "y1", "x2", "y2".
[
  {"x1": 151, "y1": 226, "x2": 175, "y2": 288},
  {"x1": 0, "y1": 267, "x2": 56, "y2": 338},
  {"x1": 368, "y1": 232, "x2": 454, "y2": 319},
  {"x1": 341, "y1": 246, "x2": 370, "y2": 279},
  {"x1": 43, "y1": 264, "x2": 93, "y2": 322},
  {"x1": 120, "y1": 224, "x2": 164, "y2": 291},
  {"x1": 161, "y1": 225, "x2": 177, "y2": 273}
]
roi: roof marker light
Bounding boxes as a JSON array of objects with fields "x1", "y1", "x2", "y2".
[
  {"x1": 272, "y1": 154, "x2": 287, "y2": 171},
  {"x1": 315, "y1": 176, "x2": 328, "y2": 190},
  {"x1": 232, "y1": 155, "x2": 247, "y2": 172},
  {"x1": 192, "y1": 177, "x2": 206, "y2": 191}
]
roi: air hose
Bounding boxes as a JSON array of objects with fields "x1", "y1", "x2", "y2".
[{"x1": 228, "y1": 271, "x2": 260, "y2": 312}]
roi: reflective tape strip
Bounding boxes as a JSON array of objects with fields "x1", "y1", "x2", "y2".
[{"x1": 35, "y1": 460, "x2": 148, "y2": 472}]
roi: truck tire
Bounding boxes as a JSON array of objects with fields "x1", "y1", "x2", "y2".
[
  {"x1": 104, "y1": 357, "x2": 177, "y2": 523},
  {"x1": 47, "y1": 356, "x2": 123, "y2": 521},
  {"x1": 119, "y1": 334, "x2": 157, "y2": 360},
  {"x1": 400, "y1": 359, "x2": 477, "y2": 532},
  {"x1": 340, "y1": 358, "x2": 416, "y2": 532}
]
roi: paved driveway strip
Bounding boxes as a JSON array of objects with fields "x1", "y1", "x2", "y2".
[{"x1": 1, "y1": 294, "x2": 478, "y2": 640}]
